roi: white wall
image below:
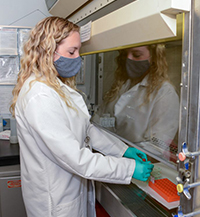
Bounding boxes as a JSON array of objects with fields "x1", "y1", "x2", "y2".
[{"x1": 0, "y1": 0, "x2": 52, "y2": 27}]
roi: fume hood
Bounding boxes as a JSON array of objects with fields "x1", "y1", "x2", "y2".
[{"x1": 46, "y1": 0, "x2": 200, "y2": 217}]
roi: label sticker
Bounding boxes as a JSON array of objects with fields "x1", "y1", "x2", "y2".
[
  {"x1": 7, "y1": 180, "x2": 21, "y2": 188},
  {"x1": 80, "y1": 21, "x2": 92, "y2": 43}
]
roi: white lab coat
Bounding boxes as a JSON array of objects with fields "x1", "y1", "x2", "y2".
[
  {"x1": 15, "y1": 74, "x2": 135, "y2": 217},
  {"x1": 93, "y1": 76, "x2": 179, "y2": 145}
]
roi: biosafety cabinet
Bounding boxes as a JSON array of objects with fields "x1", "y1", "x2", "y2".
[{"x1": 47, "y1": 0, "x2": 200, "y2": 216}]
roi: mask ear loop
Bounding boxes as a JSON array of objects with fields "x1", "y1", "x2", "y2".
[{"x1": 55, "y1": 51, "x2": 61, "y2": 56}]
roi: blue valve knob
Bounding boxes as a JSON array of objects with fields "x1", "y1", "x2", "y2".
[
  {"x1": 182, "y1": 142, "x2": 189, "y2": 154},
  {"x1": 181, "y1": 143, "x2": 189, "y2": 170},
  {"x1": 177, "y1": 210, "x2": 184, "y2": 217},
  {"x1": 185, "y1": 161, "x2": 189, "y2": 170},
  {"x1": 175, "y1": 205, "x2": 183, "y2": 217}
]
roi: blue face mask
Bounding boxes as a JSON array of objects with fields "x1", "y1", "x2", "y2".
[
  {"x1": 54, "y1": 52, "x2": 82, "y2": 78},
  {"x1": 126, "y1": 58, "x2": 150, "y2": 78}
]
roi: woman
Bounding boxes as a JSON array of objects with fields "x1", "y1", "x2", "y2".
[
  {"x1": 93, "y1": 45, "x2": 179, "y2": 157},
  {"x1": 10, "y1": 17, "x2": 153, "y2": 217}
]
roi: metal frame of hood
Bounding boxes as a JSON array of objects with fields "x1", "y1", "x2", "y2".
[
  {"x1": 46, "y1": 0, "x2": 90, "y2": 18},
  {"x1": 178, "y1": 0, "x2": 200, "y2": 215}
]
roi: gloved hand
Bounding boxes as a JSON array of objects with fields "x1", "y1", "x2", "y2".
[
  {"x1": 132, "y1": 160, "x2": 154, "y2": 181},
  {"x1": 123, "y1": 147, "x2": 148, "y2": 162}
]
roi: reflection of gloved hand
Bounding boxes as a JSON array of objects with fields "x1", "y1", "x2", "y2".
[
  {"x1": 123, "y1": 147, "x2": 148, "y2": 162},
  {"x1": 132, "y1": 160, "x2": 154, "y2": 181}
]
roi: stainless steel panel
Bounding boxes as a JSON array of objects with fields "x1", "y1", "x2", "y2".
[
  {"x1": 187, "y1": 0, "x2": 200, "y2": 215},
  {"x1": 95, "y1": 182, "x2": 176, "y2": 217},
  {"x1": 96, "y1": 182, "x2": 135, "y2": 217},
  {"x1": 0, "y1": 165, "x2": 26, "y2": 217}
]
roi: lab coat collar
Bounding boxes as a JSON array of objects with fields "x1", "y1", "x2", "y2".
[
  {"x1": 56, "y1": 77, "x2": 90, "y2": 117},
  {"x1": 56, "y1": 77, "x2": 87, "y2": 105},
  {"x1": 140, "y1": 74, "x2": 149, "y2": 86},
  {"x1": 27, "y1": 73, "x2": 79, "y2": 98},
  {"x1": 125, "y1": 75, "x2": 149, "y2": 93},
  {"x1": 28, "y1": 74, "x2": 77, "y2": 94},
  {"x1": 56, "y1": 77, "x2": 77, "y2": 94}
]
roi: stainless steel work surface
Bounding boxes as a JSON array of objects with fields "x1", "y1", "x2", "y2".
[{"x1": 96, "y1": 182, "x2": 177, "y2": 217}]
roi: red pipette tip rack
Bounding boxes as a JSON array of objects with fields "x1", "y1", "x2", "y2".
[{"x1": 148, "y1": 178, "x2": 180, "y2": 203}]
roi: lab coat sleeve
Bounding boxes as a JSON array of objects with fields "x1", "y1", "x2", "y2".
[
  {"x1": 146, "y1": 83, "x2": 179, "y2": 144},
  {"x1": 23, "y1": 91, "x2": 135, "y2": 184},
  {"x1": 87, "y1": 124, "x2": 128, "y2": 157}
]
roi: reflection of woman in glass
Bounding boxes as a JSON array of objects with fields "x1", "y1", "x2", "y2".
[{"x1": 93, "y1": 44, "x2": 179, "y2": 153}]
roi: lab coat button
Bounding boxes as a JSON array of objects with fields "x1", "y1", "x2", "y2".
[
  {"x1": 85, "y1": 144, "x2": 90, "y2": 148},
  {"x1": 126, "y1": 115, "x2": 134, "y2": 120},
  {"x1": 127, "y1": 105, "x2": 134, "y2": 110},
  {"x1": 84, "y1": 136, "x2": 90, "y2": 143}
]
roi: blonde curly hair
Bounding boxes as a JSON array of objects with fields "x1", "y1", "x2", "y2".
[
  {"x1": 103, "y1": 44, "x2": 169, "y2": 105},
  {"x1": 10, "y1": 17, "x2": 80, "y2": 116}
]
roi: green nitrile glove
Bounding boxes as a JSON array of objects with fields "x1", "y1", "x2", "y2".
[
  {"x1": 132, "y1": 160, "x2": 154, "y2": 181},
  {"x1": 123, "y1": 147, "x2": 148, "y2": 162}
]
